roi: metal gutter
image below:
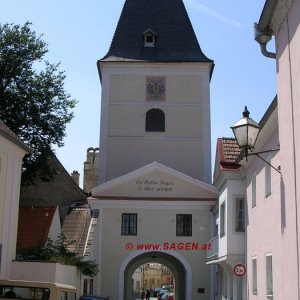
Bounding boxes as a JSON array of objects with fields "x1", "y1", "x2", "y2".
[
  {"x1": 254, "y1": 0, "x2": 279, "y2": 59},
  {"x1": 257, "y1": 0, "x2": 279, "y2": 32}
]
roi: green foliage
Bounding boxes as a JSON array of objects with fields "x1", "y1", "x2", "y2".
[
  {"x1": 0, "y1": 22, "x2": 77, "y2": 183},
  {"x1": 16, "y1": 233, "x2": 99, "y2": 277}
]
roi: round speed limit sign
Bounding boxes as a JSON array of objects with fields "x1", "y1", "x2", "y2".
[{"x1": 233, "y1": 263, "x2": 246, "y2": 277}]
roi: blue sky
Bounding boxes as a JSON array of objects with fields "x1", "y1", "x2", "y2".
[{"x1": 0, "y1": 0, "x2": 276, "y2": 186}]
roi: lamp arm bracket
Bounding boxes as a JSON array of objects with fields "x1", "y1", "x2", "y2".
[
  {"x1": 247, "y1": 148, "x2": 280, "y2": 156},
  {"x1": 252, "y1": 152, "x2": 281, "y2": 174}
]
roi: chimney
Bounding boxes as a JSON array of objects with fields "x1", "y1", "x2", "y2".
[{"x1": 71, "y1": 170, "x2": 80, "y2": 186}]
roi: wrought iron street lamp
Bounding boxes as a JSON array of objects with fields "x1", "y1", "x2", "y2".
[{"x1": 231, "y1": 106, "x2": 280, "y2": 173}]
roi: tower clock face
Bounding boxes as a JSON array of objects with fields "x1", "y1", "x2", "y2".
[{"x1": 146, "y1": 76, "x2": 166, "y2": 101}]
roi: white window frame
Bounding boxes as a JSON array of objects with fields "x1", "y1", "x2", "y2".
[
  {"x1": 144, "y1": 33, "x2": 155, "y2": 47},
  {"x1": 266, "y1": 253, "x2": 273, "y2": 299},
  {"x1": 252, "y1": 256, "x2": 258, "y2": 294},
  {"x1": 252, "y1": 174, "x2": 257, "y2": 207},
  {"x1": 265, "y1": 157, "x2": 272, "y2": 197},
  {"x1": 235, "y1": 197, "x2": 245, "y2": 232},
  {"x1": 220, "y1": 202, "x2": 225, "y2": 237}
]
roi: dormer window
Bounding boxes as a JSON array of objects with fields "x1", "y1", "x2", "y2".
[{"x1": 143, "y1": 29, "x2": 156, "y2": 47}]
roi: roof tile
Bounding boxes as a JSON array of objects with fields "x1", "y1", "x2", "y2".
[
  {"x1": 17, "y1": 206, "x2": 57, "y2": 249},
  {"x1": 101, "y1": 0, "x2": 213, "y2": 63},
  {"x1": 62, "y1": 204, "x2": 91, "y2": 256}
]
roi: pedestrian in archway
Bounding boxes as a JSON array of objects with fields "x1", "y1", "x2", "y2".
[
  {"x1": 145, "y1": 289, "x2": 150, "y2": 300},
  {"x1": 140, "y1": 289, "x2": 145, "y2": 300}
]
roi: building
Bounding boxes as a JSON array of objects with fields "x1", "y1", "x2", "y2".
[
  {"x1": 17, "y1": 206, "x2": 61, "y2": 252},
  {"x1": 0, "y1": 120, "x2": 30, "y2": 279},
  {"x1": 83, "y1": 147, "x2": 100, "y2": 193},
  {"x1": 89, "y1": 1, "x2": 217, "y2": 299},
  {"x1": 249, "y1": 0, "x2": 300, "y2": 298},
  {"x1": 20, "y1": 152, "x2": 87, "y2": 222},
  {"x1": 206, "y1": 1, "x2": 300, "y2": 299},
  {"x1": 207, "y1": 138, "x2": 246, "y2": 300},
  {"x1": 98, "y1": 0, "x2": 213, "y2": 185}
]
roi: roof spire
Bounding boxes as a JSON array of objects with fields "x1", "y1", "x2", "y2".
[{"x1": 101, "y1": 0, "x2": 213, "y2": 63}]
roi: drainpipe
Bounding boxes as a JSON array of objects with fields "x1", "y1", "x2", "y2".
[{"x1": 254, "y1": 22, "x2": 276, "y2": 59}]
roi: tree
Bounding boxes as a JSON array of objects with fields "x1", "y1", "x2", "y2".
[
  {"x1": 0, "y1": 22, "x2": 76, "y2": 183},
  {"x1": 16, "y1": 233, "x2": 99, "y2": 277}
]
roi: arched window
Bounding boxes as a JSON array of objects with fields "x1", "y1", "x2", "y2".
[{"x1": 145, "y1": 109, "x2": 165, "y2": 132}]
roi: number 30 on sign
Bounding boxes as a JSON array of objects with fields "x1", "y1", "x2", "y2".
[{"x1": 233, "y1": 263, "x2": 246, "y2": 277}]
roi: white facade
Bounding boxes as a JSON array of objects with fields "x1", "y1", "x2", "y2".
[
  {"x1": 89, "y1": 162, "x2": 217, "y2": 300},
  {"x1": 98, "y1": 62, "x2": 212, "y2": 184},
  {"x1": 11, "y1": 261, "x2": 80, "y2": 291},
  {"x1": 208, "y1": 138, "x2": 246, "y2": 300},
  {"x1": 0, "y1": 124, "x2": 28, "y2": 279},
  {"x1": 244, "y1": 102, "x2": 281, "y2": 300},
  {"x1": 95, "y1": 2, "x2": 215, "y2": 299}
]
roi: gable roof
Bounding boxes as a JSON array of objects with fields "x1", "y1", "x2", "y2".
[
  {"x1": 91, "y1": 161, "x2": 218, "y2": 200},
  {"x1": 17, "y1": 206, "x2": 57, "y2": 249},
  {"x1": 213, "y1": 137, "x2": 241, "y2": 182},
  {"x1": 20, "y1": 153, "x2": 87, "y2": 221},
  {"x1": 219, "y1": 137, "x2": 241, "y2": 167},
  {"x1": 0, "y1": 120, "x2": 30, "y2": 153},
  {"x1": 101, "y1": 0, "x2": 213, "y2": 63}
]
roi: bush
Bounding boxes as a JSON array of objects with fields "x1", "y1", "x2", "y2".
[{"x1": 16, "y1": 233, "x2": 98, "y2": 277}]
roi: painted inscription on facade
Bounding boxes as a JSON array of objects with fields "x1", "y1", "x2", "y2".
[{"x1": 136, "y1": 179, "x2": 174, "y2": 192}]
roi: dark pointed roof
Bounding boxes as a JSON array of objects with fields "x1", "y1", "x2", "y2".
[{"x1": 101, "y1": 0, "x2": 212, "y2": 63}]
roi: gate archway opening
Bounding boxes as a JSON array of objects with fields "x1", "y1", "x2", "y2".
[
  {"x1": 132, "y1": 262, "x2": 174, "y2": 299},
  {"x1": 122, "y1": 251, "x2": 190, "y2": 300}
]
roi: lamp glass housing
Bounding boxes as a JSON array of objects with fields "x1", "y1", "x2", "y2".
[{"x1": 231, "y1": 113, "x2": 260, "y2": 150}]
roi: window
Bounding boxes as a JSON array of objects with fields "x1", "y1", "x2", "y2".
[
  {"x1": 252, "y1": 256, "x2": 257, "y2": 294},
  {"x1": 89, "y1": 279, "x2": 93, "y2": 295},
  {"x1": 176, "y1": 214, "x2": 192, "y2": 236},
  {"x1": 122, "y1": 213, "x2": 137, "y2": 235},
  {"x1": 146, "y1": 109, "x2": 165, "y2": 132},
  {"x1": 60, "y1": 291, "x2": 67, "y2": 300},
  {"x1": 220, "y1": 202, "x2": 225, "y2": 237},
  {"x1": 266, "y1": 253, "x2": 273, "y2": 298},
  {"x1": 143, "y1": 29, "x2": 156, "y2": 47},
  {"x1": 236, "y1": 198, "x2": 245, "y2": 232},
  {"x1": 223, "y1": 273, "x2": 228, "y2": 298},
  {"x1": 70, "y1": 292, "x2": 76, "y2": 300},
  {"x1": 237, "y1": 277, "x2": 243, "y2": 299},
  {"x1": 83, "y1": 279, "x2": 88, "y2": 294},
  {"x1": 265, "y1": 159, "x2": 271, "y2": 197},
  {"x1": 145, "y1": 34, "x2": 154, "y2": 46},
  {"x1": 0, "y1": 286, "x2": 50, "y2": 300},
  {"x1": 252, "y1": 174, "x2": 256, "y2": 207}
]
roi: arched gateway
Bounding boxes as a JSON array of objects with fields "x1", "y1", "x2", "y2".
[
  {"x1": 89, "y1": 162, "x2": 218, "y2": 300},
  {"x1": 93, "y1": 1, "x2": 216, "y2": 298},
  {"x1": 120, "y1": 250, "x2": 191, "y2": 300}
]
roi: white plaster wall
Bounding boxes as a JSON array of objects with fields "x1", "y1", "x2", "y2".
[
  {"x1": 0, "y1": 135, "x2": 27, "y2": 279},
  {"x1": 48, "y1": 207, "x2": 61, "y2": 242},
  {"x1": 226, "y1": 179, "x2": 245, "y2": 257},
  {"x1": 99, "y1": 62, "x2": 212, "y2": 184},
  {"x1": 89, "y1": 200, "x2": 213, "y2": 300},
  {"x1": 270, "y1": 0, "x2": 300, "y2": 298},
  {"x1": 218, "y1": 187, "x2": 227, "y2": 258},
  {"x1": 246, "y1": 128, "x2": 283, "y2": 300},
  {"x1": 11, "y1": 261, "x2": 80, "y2": 291}
]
